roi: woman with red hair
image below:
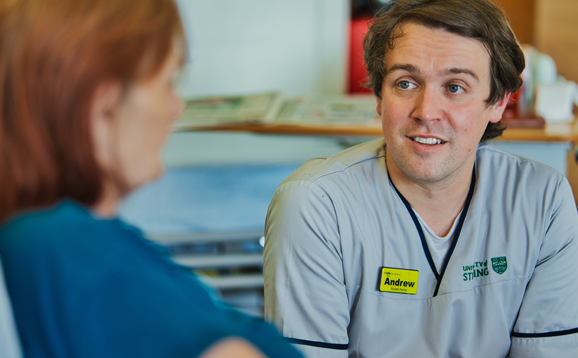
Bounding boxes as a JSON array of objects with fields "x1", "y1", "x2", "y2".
[{"x1": 0, "y1": 0, "x2": 302, "y2": 357}]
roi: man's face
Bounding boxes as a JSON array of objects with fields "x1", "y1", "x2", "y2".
[{"x1": 377, "y1": 22, "x2": 509, "y2": 186}]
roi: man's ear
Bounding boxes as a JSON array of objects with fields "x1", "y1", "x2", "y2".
[
  {"x1": 90, "y1": 82, "x2": 122, "y2": 168},
  {"x1": 489, "y1": 91, "x2": 512, "y2": 123},
  {"x1": 376, "y1": 96, "x2": 383, "y2": 116}
]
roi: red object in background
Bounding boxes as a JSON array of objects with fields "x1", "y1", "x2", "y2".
[
  {"x1": 348, "y1": 17, "x2": 373, "y2": 94},
  {"x1": 503, "y1": 88, "x2": 521, "y2": 118},
  {"x1": 501, "y1": 84, "x2": 545, "y2": 127}
]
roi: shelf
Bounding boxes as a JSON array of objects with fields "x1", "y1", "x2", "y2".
[
  {"x1": 181, "y1": 117, "x2": 578, "y2": 145},
  {"x1": 146, "y1": 230, "x2": 264, "y2": 245},
  {"x1": 198, "y1": 274, "x2": 264, "y2": 290},
  {"x1": 173, "y1": 253, "x2": 263, "y2": 269}
]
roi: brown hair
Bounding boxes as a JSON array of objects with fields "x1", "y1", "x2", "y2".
[
  {"x1": 363, "y1": 0, "x2": 525, "y2": 141},
  {"x1": 0, "y1": 0, "x2": 185, "y2": 221}
]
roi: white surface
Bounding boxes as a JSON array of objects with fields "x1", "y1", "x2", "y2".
[
  {"x1": 535, "y1": 81, "x2": 578, "y2": 123},
  {"x1": 199, "y1": 274, "x2": 264, "y2": 290},
  {"x1": 162, "y1": 131, "x2": 350, "y2": 166},
  {"x1": 0, "y1": 257, "x2": 23, "y2": 358},
  {"x1": 146, "y1": 230, "x2": 264, "y2": 245},
  {"x1": 119, "y1": 164, "x2": 300, "y2": 234},
  {"x1": 173, "y1": 253, "x2": 263, "y2": 269},
  {"x1": 175, "y1": 0, "x2": 349, "y2": 98}
]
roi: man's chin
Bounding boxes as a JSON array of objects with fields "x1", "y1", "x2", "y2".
[{"x1": 397, "y1": 160, "x2": 458, "y2": 185}]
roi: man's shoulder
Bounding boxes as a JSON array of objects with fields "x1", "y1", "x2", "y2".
[
  {"x1": 477, "y1": 142, "x2": 565, "y2": 180},
  {"x1": 281, "y1": 138, "x2": 386, "y2": 186},
  {"x1": 476, "y1": 143, "x2": 568, "y2": 200}
]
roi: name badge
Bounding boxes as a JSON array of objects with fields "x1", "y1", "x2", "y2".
[{"x1": 379, "y1": 267, "x2": 419, "y2": 295}]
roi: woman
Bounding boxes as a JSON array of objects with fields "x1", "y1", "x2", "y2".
[{"x1": 0, "y1": 0, "x2": 302, "y2": 357}]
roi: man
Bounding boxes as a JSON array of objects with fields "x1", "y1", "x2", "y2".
[{"x1": 263, "y1": 0, "x2": 578, "y2": 357}]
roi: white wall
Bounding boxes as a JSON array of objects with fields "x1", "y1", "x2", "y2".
[{"x1": 175, "y1": 0, "x2": 349, "y2": 98}]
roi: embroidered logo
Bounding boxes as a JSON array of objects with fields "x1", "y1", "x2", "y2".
[{"x1": 491, "y1": 256, "x2": 508, "y2": 275}]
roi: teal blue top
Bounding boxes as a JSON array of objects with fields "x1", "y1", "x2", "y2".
[{"x1": 0, "y1": 200, "x2": 301, "y2": 358}]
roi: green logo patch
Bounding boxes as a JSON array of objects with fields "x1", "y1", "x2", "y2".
[{"x1": 491, "y1": 256, "x2": 508, "y2": 275}]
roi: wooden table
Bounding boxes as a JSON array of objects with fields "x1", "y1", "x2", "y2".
[{"x1": 178, "y1": 119, "x2": 578, "y2": 145}]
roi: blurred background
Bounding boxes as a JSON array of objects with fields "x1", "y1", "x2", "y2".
[{"x1": 118, "y1": 0, "x2": 578, "y2": 316}]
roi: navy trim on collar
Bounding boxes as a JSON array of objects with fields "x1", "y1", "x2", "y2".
[
  {"x1": 286, "y1": 338, "x2": 348, "y2": 350},
  {"x1": 390, "y1": 167, "x2": 476, "y2": 297},
  {"x1": 512, "y1": 327, "x2": 578, "y2": 338}
]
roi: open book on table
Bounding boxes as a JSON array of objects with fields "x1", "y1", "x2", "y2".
[{"x1": 173, "y1": 91, "x2": 381, "y2": 131}]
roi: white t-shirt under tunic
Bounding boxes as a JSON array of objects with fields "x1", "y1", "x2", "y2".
[{"x1": 413, "y1": 209, "x2": 462, "y2": 273}]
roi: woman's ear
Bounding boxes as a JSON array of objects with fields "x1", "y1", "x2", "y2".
[{"x1": 90, "y1": 82, "x2": 122, "y2": 169}]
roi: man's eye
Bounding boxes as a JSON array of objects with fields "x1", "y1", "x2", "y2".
[
  {"x1": 398, "y1": 81, "x2": 415, "y2": 90},
  {"x1": 448, "y1": 84, "x2": 464, "y2": 94}
]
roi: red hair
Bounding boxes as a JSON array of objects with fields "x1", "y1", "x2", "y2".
[{"x1": 0, "y1": 0, "x2": 185, "y2": 221}]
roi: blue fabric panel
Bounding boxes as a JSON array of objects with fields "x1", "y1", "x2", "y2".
[{"x1": 118, "y1": 165, "x2": 299, "y2": 234}]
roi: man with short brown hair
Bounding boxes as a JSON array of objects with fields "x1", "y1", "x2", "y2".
[{"x1": 264, "y1": 0, "x2": 578, "y2": 357}]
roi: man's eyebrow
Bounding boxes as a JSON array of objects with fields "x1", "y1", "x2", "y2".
[
  {"x1": 385, "y1": 64, "x2": 480, "y2": 82},
  {"x1": 443, "y1": 68, "x2": 480, "y2": 82},
  {"x1": 386, "y1": 64, "x2": 421, "y2": 75}
]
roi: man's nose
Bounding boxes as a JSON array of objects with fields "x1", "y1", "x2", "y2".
[{"x1": 411, "y1": 86, "x2": 443, "y2": 123}]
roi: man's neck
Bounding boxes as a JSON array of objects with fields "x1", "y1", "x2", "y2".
[{"x1": 387, "y1": 155, "x2": 474, "y2": 237}]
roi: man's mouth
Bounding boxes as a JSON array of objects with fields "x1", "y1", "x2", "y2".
[{"x1": 409, "y1": 136, "x2": 446, "y2": 145}]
